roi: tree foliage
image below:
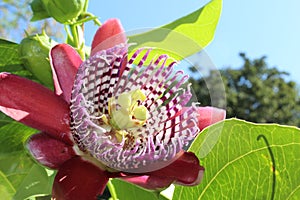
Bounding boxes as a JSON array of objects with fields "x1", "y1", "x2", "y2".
[{"x1": 190, "y1": 53, "x2": 300, "y2": 126}]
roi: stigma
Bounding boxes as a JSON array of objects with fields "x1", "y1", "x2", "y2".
[{"x1": 108, "y1": 89, "x2": 149, "y2": 130}]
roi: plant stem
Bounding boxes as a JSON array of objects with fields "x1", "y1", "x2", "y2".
[
  {"x1": 70, "y1": 24, "x2": 79, "y2": 47},
  {"x1": 73, "y1": 16, "x2": 101, "y2": 26},
  {"x1": 64, "y1": 25, "x2": 73, "y2": 42},
  {"x1": 107, "y1": 179, "x2": 118, "y2": 200},
  {"x1": 83, "y1": 0, "x2": 89, "y2": 12},
  {"x1": 69, "y1": 24, "x2": 85, "y2": 59},
  {"x1": 93, "y1": 17, "x2": 101, "y2": 26}
]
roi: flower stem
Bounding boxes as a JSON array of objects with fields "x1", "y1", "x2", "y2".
[
  {"x1": 83, "y1": 0, "x2": 89, "y2": 12},
  {"x1": 64, "y1": 25, "x2": 73, "y2": 42},
  {"x1": 70, "y1": 24, "x2": 79, "y2": 47},
  {"x1": 69, "y1": 24, "x2": 85, "y2": 59},
  {"x1": 107, "y1": 179, "x2": 118, "y2": 200},
  {"x1": 72, "y1": 15, "x2": 101, "y2": 26}
]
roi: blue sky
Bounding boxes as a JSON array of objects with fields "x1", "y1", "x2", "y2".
[{"x1": 85, "y1": 0, "x2": 300, "y2": 83}]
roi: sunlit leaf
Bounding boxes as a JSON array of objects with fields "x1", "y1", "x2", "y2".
[
  {"x1": 128, "y1": 0, "x2": 222, "y2": 64},
  {"x1": 0, "y1": 152, "x2": 35, "y2": 190},
  {"x1": 173, "y1": 119, "x2": 300, "y2": 199},
  {"x1": 13, "y1": 165, "x2": 55, "y2": 200},
  {"x1": 0, "y1": 170, "x2": 15, "y2": 199}
]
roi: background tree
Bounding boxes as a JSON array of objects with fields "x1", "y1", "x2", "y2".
[
  {"x1": 190, "y1": 53, "x2": 300, "y2": 126},
  {"x1": 0, "y1": 0, "x2": 63, "y2": 42}
]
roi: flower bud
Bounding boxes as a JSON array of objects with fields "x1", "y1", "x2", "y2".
[
  {"x1": 19, "y1": 32, "x2": 56, "y2": 87},
  {"x1": 30, "y1": 0, "x2": 50, "y2": 21},
  {"x1": 41, "y1": 0, "x2": 85, "y2": 24}
]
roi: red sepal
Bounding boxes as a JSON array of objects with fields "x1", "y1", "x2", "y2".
[
  {"x1": 91, "y1": 18, "x2": 126, "y2": 56},
  {"x1": 52, "y1": 157, "x2": 109, "y2": 200},
  {"x1": 121, "y1": 151, "x2": 204, "y2": 190},
  {"x1": 26, "y1": 132, "x2": 75, "y2": 169},
  {"x1": 0, "y1": 73, "x2": 72, "y2": 144}
]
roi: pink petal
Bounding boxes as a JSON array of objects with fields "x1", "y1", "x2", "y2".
[
  {"x1": 196, "y1": 106, "x2": 226, "y2": 130},
  {"x1": 0, "y1": 73, "x2": 73, "y2": 144},
  {"x1": 26, "y1": 132, "x2": 76, "y2": 169},
  {"x1": 121, "y1": 151, "x2": 204, "y2": 190},
  {"x1": 91, "y1": 18, "x2": 127, "y2": 56},
  {"x1": 52, "y1": 157, "x2": 109, "y2": 200},
  {"x1": 50, "y1": 44, "x2": 82, "y2": 103}
]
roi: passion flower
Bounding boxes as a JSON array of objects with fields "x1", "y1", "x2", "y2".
[
  {"x1": 0, "y1": 19, "x2": 226, "y2": 199},
  {"x1": 70, "y1": 43, "x2": 200, "y2": 173}
]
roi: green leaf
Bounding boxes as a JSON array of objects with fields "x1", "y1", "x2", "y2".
[
  {"x1": 173, "y1": 119, "x2": 300, "y2": 200},
  {"x1": 0, "y1": 39, "x2": 35, "y2": 80},
  {"x1": 0, "y1": 170, "x2": 15, "y2": 199},
  {"x1": 13, "y1": 165, "x2": 55, "y2": 200},
  {"x1": 0, "y1": 152, "x2": 35, "y2": 190},
  {"x1": 128, "y1": 0, "x2": 222, "y2": 63},
  {"x1": 0, "y1": 112, "x2": 13, "y2": 127},
  {"x1": 111, "y1": 179, "x2": 169, "y2": 200},
  {"x1": 0, "y1": 122, "x2": 36, "y2": 153},
  {"x1": 0, "y1": 122, "x2": 54, "y2": 199},
  {"x1": 0, "y1": 39, "x2": 23, "y2": 68}
]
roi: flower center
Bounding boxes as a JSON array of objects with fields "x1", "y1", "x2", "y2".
[{"x1": 102, "y1": 89, "x2": 149, "y2": 143}]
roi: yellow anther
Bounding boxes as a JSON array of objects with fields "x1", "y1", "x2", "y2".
[
  {"x1": 130, "y1": 89, "x2": 146, "y2": 102},
  {"x1": 133, "y1": 105, "x2": 148, "y2": 121}
]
